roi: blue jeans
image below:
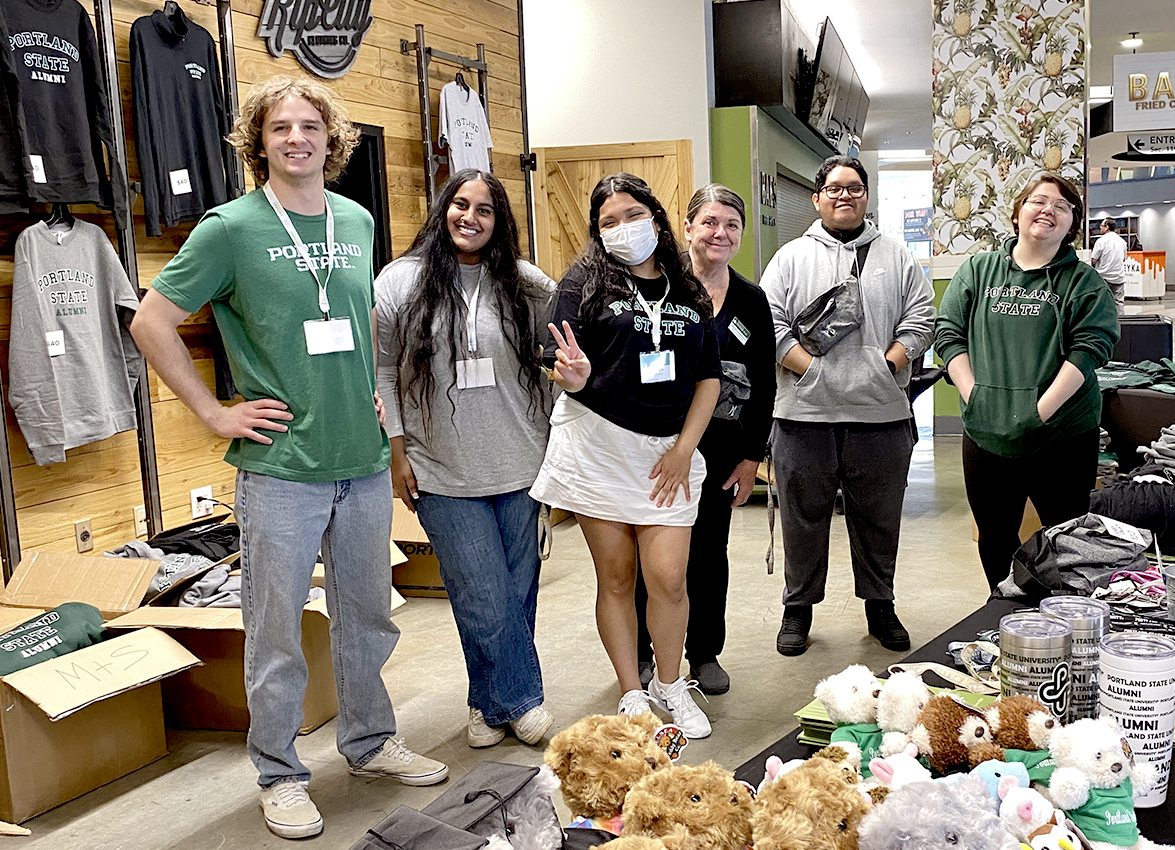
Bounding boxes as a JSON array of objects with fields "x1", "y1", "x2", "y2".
[
  {"x1": 237, "y1": 468, "x2": 397, "y2": 788},
  {"x1": 415, "y1": 489, "x2": 543, "y2": 725}
]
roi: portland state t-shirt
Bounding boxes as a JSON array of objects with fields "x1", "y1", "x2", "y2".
[{"x1": 152, "y1": 189, "x2": 389, "y2": 482}]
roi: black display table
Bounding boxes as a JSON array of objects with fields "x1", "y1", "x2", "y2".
[{"x1": 734, "y1": 598, "x2": 1175, "y2": 843}]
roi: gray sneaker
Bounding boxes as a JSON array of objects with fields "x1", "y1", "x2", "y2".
[
  {"x1": 259, "y1": 780, "x2": 322, "y2": 839},
  {"x1": 348, "y1": 738, "x2": 449, "y2": 785}
]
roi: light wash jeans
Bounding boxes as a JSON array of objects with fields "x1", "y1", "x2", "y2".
[
  {"x1": 415, "y1": 488, "x2": 544, "y2": 725},
  {"x1": 237, "y1": 468, "x2": 397, "y2": 788}
]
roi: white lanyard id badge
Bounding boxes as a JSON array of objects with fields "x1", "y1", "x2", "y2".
[
  {"x1": 456, "y1": 266, "x2": 495, "y2": 388},
  {"x1": 263, "y1": 183, "x2": 354, "y2": 355},
  {"x1": 632, "y1": 278, "x2": 675, "y2": 384}
]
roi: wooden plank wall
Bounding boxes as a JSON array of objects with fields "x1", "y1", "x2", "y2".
[{"x1": 0, "y1": 0, "x2": 525, "y2": 557}]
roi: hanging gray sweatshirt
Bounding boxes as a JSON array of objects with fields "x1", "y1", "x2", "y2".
[
  {"x1": 8, "y1": 220, "x2": 143, "y2": 464},
  {"x1": 760, "y1": 219, "x2": 936, "y2": 424}
]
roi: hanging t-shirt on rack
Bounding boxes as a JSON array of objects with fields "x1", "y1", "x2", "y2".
[
  {"x1": 8, "y1": 220, "x2": 143, "y2": 465},
  {"x1": 0, "y1": 0, "x2": 128, "y2": 226},
  {"x1": 130, "y1": 4, "x2": 229, "y2": 236},
  {"x1": 438, "y1": 80, "x2": 492, "y2": 172}
]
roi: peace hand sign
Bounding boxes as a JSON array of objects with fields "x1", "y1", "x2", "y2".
[{"x1": 549, "y1": 321, "x2": 591, "y2": 393}]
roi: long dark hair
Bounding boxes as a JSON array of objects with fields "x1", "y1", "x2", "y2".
[
  {"x1": 398, "y1": 169, "x2": 546, "y2": 432},
  {"x1": 575, "y1": 173, "x2": 711, "y2": 320}
]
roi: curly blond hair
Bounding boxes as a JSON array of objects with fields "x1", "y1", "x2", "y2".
[{"x1": 227, "y1": 75, "x2": 360, "y2": 185}]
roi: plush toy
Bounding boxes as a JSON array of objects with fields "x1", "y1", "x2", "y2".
[
  {"x1": 999, "y1": 780, "x2": 1058, "y2": 842},
  {"x1": 1046, "y1": 717, "x2": 1166, "y2": 850},
  {"x1": 871, "y1": 747, "x2": 1030, "y2": 807},
  {"x1": 545, "y1": 712, "x2": 671, "y2": 835},
  {"x1": 463, "y1": 765, "x2": 563, "y2": 850},
  {"x1": 869, "y1": 743, "x2": 932, "y2": 791},
  {"x1": 759, "y1": 744, "x2": 863, "y2": 798},
  {"x1": 752, "y1": 755, "x2": 871, "y2": 850},
  {"x1": 815, "y1": 665, "x2": 884, "y2": 775},
  {"x1": 591, "y1": 827, "x2": 692, "y2": 850},
  {"x1": 969, "y1": 759, "x2": 1031, "y2": 803},
  {"x1": 985, "y1": 695, "x2": 1059, "y2": 784},
  {"x1": 621, "y1": 760, "x2": 754, "y2": 850},
  {"x1": 877, "y1": 671, "x2": 932, "y2": 757},
  {"x1": 1024, "y1": 813, "x2": 1083, "y2": 850},
  {"x1": 857, "y1": 776, "x2": 1019, "y2": 850},
  {"x1": 911, "y1": 693, "x2": 998, "y2": 774}
]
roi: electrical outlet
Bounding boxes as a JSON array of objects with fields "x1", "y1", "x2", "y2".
[
  {"x1": 190, "y1": 486, "x2": 214, "y2": 519},
  {"x1": 134, "y1": 505, "x2": 148, "y2": 538},
  {"x1": 74, "y1": 518, "x2": 93, "y2": 553}
]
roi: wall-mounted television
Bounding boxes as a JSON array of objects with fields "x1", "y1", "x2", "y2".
[{"x1": 806, "y1": 18, "x2": 869, "y2": 153}]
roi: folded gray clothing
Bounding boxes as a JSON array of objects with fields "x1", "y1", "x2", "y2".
[
  {"x1": 107, "y1": 541, "x2": 216, "y2": 601},
  {"x1": 201, "y1": 574, "x2": 241, "y2": 608},
  {"x1": 179, "y1": 565, "x2": 324, "y2": 608}
]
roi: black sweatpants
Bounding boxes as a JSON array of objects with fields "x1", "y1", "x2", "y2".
[
  {"x1": 636, "y1": 431, "x2": 746, "y2": 665},
  {"x1": 772, "y1": 418, "x2": 914, "y2": 605},
  {"x1": 962, "y1": 427, "x2": 1099, "y2": 592}
]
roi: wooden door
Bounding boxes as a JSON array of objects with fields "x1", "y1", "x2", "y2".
[{"x1": 533, "y1": 140, "x2": 694, "y2": 278}]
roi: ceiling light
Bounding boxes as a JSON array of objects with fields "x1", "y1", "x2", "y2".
[{"x1": 1121, "y1": 32, "x2": 1144, "y2": 48}]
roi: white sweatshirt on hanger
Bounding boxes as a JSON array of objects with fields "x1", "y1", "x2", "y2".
[{"x1": 439, "y1": 81, "x2": 493, "y2": 172}]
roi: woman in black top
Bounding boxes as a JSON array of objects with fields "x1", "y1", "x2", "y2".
[
  {"x1": 529, "y1": 173, "x2": 720, "y2": 738},
  {"x1": 635, "y1": 185, "x2": 776, "y2": 696}
]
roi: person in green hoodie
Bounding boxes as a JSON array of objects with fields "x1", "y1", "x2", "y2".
[{"x1": 935, "y1": 173, "x2": 1119, "y2": 592}]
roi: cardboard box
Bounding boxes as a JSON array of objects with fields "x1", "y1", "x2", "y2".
[
  {"x1": 392, "y1": 509, "x2": 447, "y2": 598},
  {"x1": 0, "y1": 552, "x2": 199, "y2": 823},
  {"x1": 109, "y1": 597, "x2": 337, "y2": 734}
]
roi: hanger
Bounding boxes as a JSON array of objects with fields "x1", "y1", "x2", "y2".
[
  {"x1": 46, "y1": 203, "x2": 74, "y2": 232},
  {"x1": 455, "y1": 70, "x2": 469, "y2": 94},
  {"x1": 163, "y1": 0, "x2": 179, "y2": 14}
]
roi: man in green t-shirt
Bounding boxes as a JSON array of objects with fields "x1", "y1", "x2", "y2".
[{"x1": 131, "y1": 76, "x2": 447, "y2": 840}]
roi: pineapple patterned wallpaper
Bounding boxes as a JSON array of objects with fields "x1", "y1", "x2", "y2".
[{"x1": 932, "y1": 0, "x2": 1087, "y2": 255}]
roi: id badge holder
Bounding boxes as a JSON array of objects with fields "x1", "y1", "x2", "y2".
[
  {"x1": 457, "y1": 357, "x2": 495, "y2": 389},
  {"x1": 639, "y1": 349, "x2": 675, "y2": 383},
  {"x1": 304, "y1": 317, "x2": 355, "y2": 355}
]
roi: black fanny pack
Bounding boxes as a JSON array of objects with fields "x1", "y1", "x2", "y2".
[{"x1": 793, "y1": 241, "x2": 871, "y2": 356}]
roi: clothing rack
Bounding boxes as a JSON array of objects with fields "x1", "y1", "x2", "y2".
[
  {"x1": 400, "y1": 25, "x2": 489, "y2": 207},
  {"x1": 0, "y1": 0, "x2": 245, "y2": 580}
]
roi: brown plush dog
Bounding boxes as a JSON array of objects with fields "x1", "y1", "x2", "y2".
[
  {"x1": 910, "y1": 694, "x2": 997, "y2": 774},
  {"x1": 622, "y1": 760, "x2": 755, "y2": 849},
  {"x1": 545, "y1": 713, "x2": 671, "y2": 826},
  {"x1": 753, "y1": 757, "x2": 871, "y2": 850},
  {"x1": 985, "y1": 694, "x2": 1056, "y2": 751},
  {"x1": 591, "y1": 826, "x2": 692, "y2": 849}
]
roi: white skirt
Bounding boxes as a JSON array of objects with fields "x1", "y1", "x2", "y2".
[{"x1": 529, "y1": 395, "x2": 707, "y2": 527}]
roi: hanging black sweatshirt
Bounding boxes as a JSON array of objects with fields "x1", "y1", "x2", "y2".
[
  {"x1": 130, "y1": 6, "x2": 229, "y2": 236},
  {"x1": 0, "y1": 11, "x2": 29, "y2": 214},
  {"x1": 1, "y1": 0, "x2": 128, "y2": 226}
]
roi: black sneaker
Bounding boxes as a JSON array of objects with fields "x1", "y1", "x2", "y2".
[
  {"x1": 865, "y1": 600, "x2": 911, "y2": 652},
  {"x1": 638, "y1": 660, "x2": 655, "y2": 689},
  {"x1": 776, "y1": 606, "x2": 812, "y2": 656},
  {"x1": 689, "y1": 661, "x2": 730, "y2": 695}
]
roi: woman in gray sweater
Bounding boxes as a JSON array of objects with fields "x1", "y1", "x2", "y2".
[{"x1": 375, "y1": 169, "x2": 556, "y2": 749}]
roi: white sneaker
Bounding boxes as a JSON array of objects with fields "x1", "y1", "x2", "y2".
[
  {"x1": 509, "y1": 705, "x2": 554, "y2": 745},
  {"x1": 618, "y1": 688, "x2": 653, "y2": 717},
  {"x1": 259, "y1": 780, "x2": 323, "y2": 839},
  {"x1": 648, "y1": 676, "x2": 712, "y2": 738},
  {"x1": 348, "y1": 737, "x2": 449, "y2": 785},
  {"x1": 468, "y1": 707, "x2": 506, "y2": 748}
]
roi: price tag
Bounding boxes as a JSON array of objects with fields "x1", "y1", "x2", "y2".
[
  {"x1": 29, "y1": 155, "x2": 47, "y2": 184},
  {"x1": 1098, "y1": 514, "x2": 1149, "y2": 546},
  {"x1": 303, "y1": 317, "x2": 355, "y2": 355},
  {"x1": 46, "y1": 330, "x2": 64, "y2": 357},
  {"x1": 169, "y1": 169, "x2": 193, "y2": 195}
]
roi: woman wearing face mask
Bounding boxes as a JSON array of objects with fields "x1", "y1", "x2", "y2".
[
  {"x1": 633, "y1": 185, "x2": 776, "y2": 696},
  {"x1": 376, "y1": 169, "x2": 557, "y2": 749},
  {"x1": 935, "y1": 173, "x2": 1119, "y2": 593},
  {"x1": 529, "y1": 173, "x2": 720, "y2": 738}
]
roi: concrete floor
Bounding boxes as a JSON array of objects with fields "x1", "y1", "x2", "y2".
[{"x1": 14, "y1": 388, "x2": 1010, "y2": 849}]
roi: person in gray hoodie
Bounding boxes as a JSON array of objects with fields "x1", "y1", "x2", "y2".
[{"x1": 760, "y1": 156, "x2": 935, "y2": 657}]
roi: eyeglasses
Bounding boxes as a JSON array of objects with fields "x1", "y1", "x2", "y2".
[
  {"x1": 820, "y1": 184, "x2": 867, "y2": 199},
  {"x1": 1024, "y1": 195, "x2": 1074, "y2": 216}
]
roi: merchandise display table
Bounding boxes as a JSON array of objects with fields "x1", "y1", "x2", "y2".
[{"x1": 734, "y1": 598, "x2": 1175, "y2": 843}]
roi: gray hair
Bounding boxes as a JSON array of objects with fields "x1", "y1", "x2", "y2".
[{"x1": 686, "y1": 183, "x2": 746, "y2": 227}]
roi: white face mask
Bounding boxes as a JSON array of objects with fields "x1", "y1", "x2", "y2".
[{"x1": 600, "y1": 218, "x2": 658, "y2": 266}]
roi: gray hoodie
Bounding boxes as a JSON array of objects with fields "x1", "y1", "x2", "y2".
[{"x1": 760, "y1": 219, "x2": 935, "y2": 423}]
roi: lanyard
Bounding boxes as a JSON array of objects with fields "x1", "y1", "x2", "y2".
[
  {"x1": 458, "y1": 265, "x2": 486, "y2": 353},
  {"x1": 630, "y1": 276, "x2": 670, "y2": 350},
  {"x1": 263, "y1": 182, "x2": 335, "y2": 319}
]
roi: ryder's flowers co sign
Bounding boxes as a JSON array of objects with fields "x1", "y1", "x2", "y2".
[{"x1": 256, "y1": 0, "x2": 373, "y2": 79}]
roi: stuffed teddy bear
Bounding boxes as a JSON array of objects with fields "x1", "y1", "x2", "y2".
[
  {"x1": 815, "y1": 665, "x2": 884, "y2": 775},
  {"x1": 857, "y1": 776, "x2": 1019, "y2": 850},
  {"x1": 590, "y1": 826, "x2": 692, "y2": 849},
  {"x1": 1046, "y1": 717, "x2": 1166, "y2": 850},
  {"x1": 752, "y1": 754, "x2": 872, "y2": 850},
  {"x1": 621, "y1": 760, "x2": 754, "y2": 850},
  {"x1": 911, "y1": 693, "x2": 998, "y2": 774},
  {"x1": 545, "y1": 712, "x2": 671, "y2": 835},
  {"x1": 877, "y1": 671, "x2": 932, "y2": 757},
  {"x1": 760, "y1": 744, "x2": 863, "y2": 793},
  {"x1": 985, "y1": 695, "x2": 1059, "y2": 784}
]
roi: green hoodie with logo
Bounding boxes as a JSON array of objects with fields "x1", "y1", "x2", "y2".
[{"x1": 935, "y1": 239, "x2": 1119, "y2": 458}]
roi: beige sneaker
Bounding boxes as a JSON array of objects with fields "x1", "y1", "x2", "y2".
[
  {"x1": 348, "y1": 737, "x2": 449, "y2": 785},
  {"x1": 259, "y1": 780, "x2": 323, "y2": 839},
  {"x1": 468, "y1": 707, "x2": 506, "y2": 748},
  {"x1": 509, "y1": 705, "x2": 554, "y2": 745}
]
